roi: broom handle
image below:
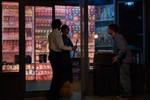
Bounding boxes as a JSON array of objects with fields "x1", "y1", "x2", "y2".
[{"x1": 72, "y1": 39, "x2": 78, "y2": 58}]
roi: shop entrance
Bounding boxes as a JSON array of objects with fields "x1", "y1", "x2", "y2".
[{"x1": 0, "y1": 0, "x2": 92, "y2": 99}]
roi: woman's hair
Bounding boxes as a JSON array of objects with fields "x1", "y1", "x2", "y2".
[
  {"x1": 108, "y1": 24, "x2": 119, "y2": 33},
  {"x1": 51, "y1": 19, "x2": 62, "y2": 30},
  {"x1": 61, "y1": 24, "x2": 69, "y2": 32}
]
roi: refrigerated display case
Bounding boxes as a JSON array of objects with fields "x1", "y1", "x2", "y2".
[
  {"x1": 34, "y1": 6, "x2": 52, "y2": 80},
  {"x1": 2, "y1": 2, "x2": 19, "y2": 72},
  {"x1": 95, "y1": 4, "x2": 115, "y2": 50},
  {"x1": 2, "y1": 3, "x2": 105, "y2": 80},
  {"x1": 25, "y1": 6, "x2": 53, "y2": 81}
]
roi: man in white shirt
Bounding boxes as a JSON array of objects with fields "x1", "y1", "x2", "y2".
[{"x1": 47, "y1": 19, "x2": 77, "y2": 100}]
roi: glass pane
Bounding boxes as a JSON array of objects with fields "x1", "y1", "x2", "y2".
[
  {"x1": 25, "y1": 6, "x2": 53, "y2": 82},
  {"x1": 2, "y1": 2, "x2": 19, "y2": 72}
]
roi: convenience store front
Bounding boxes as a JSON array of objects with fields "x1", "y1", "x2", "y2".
[
  {"x1": 0, "y1": 0, "x2": 98, "y2": 99},
  {"x1": 0, "y1": 0, "x2": 145, "y2": 100}
]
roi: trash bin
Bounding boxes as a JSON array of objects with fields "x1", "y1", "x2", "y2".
[{"x1": 93, "y1": 52, "x2": 118, "y2": 96}]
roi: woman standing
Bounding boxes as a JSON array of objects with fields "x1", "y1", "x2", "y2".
[
  {"x1": 47, "y1": 19, "x2": 77, "y2": 100},
  {"x1": 61, "y1": 24, "x2": 74, "y2": 84}
]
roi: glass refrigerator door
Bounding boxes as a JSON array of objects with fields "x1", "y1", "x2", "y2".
[
  {"x1": 35, "y1": 6, "x2": 52, "y2": 80},
  {"x1": 25, "y1": 6, "x2": 53, "y2": 81},
  {"x1": 2, "y1": 2, "x2": 19, "y2": 72},
  {"x1": 25, "y1": 6, "x2": 35, "y2": 80}
]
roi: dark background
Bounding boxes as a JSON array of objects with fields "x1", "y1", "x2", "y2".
[{"x1": 118, "y1": 1, "x2": 143, "y2": 48}]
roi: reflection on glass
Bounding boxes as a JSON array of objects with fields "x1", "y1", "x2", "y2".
[{"x1": 2, "y1": 2, "x2": 19, "y2": 72}]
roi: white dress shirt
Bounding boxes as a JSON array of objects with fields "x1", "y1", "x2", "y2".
[{"x1": 48, "y1": 28, "x2": 72, "y2": 52}]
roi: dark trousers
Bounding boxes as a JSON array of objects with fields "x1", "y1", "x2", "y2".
[{"x1": 47, "y1": 51, "x2": 64, "y2": 99}]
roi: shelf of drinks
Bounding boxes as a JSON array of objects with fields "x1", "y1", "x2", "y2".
[
  {"x1": 25, "y1": 38, "x2": 33, "y2": 40},
  {"x1": 2, "y1": 26, "x2": 18, "y2": 28},
  {"x1": 35, "y1": 13, "x2": 52, "y2": 17},
  {"x1": 2, "y1": 3, "x2": 18, "y2": 8},
  {"x1": 2, "y1": 64, "x2": 19, "y2": 72},
  {"x1": 55, "y1": 16, "x2": 66, "y2": 20},
  {"x1": 35, "y1": 47, "x2": 48, "y2": 51},
  {"x1": 25, "y1": 24, "x2": 33, "y2": 28},
  {"x1": 3, "y1": 50, "x2": 32, "y2": 53},
  {"x1": 35, "y1": 19, "x2": 51, "y2": 23},
  {"x1": 35, "y1": 27, "x2": 51, "y2": 29},
  {"x1": 3, "y1": 16, "x2": 18, "y2": 21},
  {"x1": 26, "y1": 71, "x2": 52, "y2": 76},
  {"x1": 26, "y1": 75, "x2": 52, "y2": 81},
  {"x1": 35, "y1": 29, "x2": 51, "y2": 32},
  {"x1": 2, "y1": 38, "x2": 19, "y2": 40},
  {"x1": 25, "y1": 14, "x2": 32, "y2": 17},
  {"x1": 3, "y1": 17, "x2": 18, "y2": 26},
  {"x1": 25, "y1": 13, "x2": 33, "y2": 17},
  {"x1": 2, "y1": 7, "x2": 18, "y2": 13},
  {"x1": 35, "y1": 16, "x2": 52, "y2": 23},
  {"x1": 2, "y1": 35, "x2": 19, "y2": 39},
  {"x1": 26, "y1": 63, "x2": 53, "y2": 80},
  {"x1": 2, "y1": 70, "x2": 19, "y2": 73},
  {"x1": 55, "y1": 8, "x2": 65, "y2": 12},
  {"x1": 3, "y1": 27, "x2": 19, "y2": 31},
  {"x1": 35, "y1": 7, "x2": 52, "y2": 17},
  {"x1": 35, "y1": 37, "x2": 48, "y2": 40},
  {"x1": 2, "y1": 12, "x2": 18, "y2": 16},
  {"x1": 35, "y1": 28, "x2": 51, "y2": 32},
  {"x1": 26, "y1": 63, "x2": 51, "y2": 69}
]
